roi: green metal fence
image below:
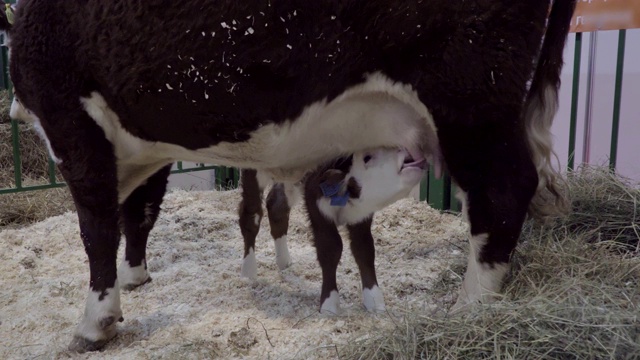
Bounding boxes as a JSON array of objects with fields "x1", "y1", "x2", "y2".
[{"x1": 0, "y1": 30, "x2": 630, "y2": 211}]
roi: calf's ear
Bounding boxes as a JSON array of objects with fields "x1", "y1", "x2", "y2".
[
  {"x1": 318, "y1": 169, "x2": 346, "y2": 197},
  {"x1": 319, "y1": 169, "x2": 346, "y2": 186}
]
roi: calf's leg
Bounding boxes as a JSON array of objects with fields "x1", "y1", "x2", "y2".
[
  {"x1": 347, "y1": 217, "x2": 386, "y2": 313},
  {"x1": 238, "y1": 169, "x2": 264, "y2": 279},
  {"x1": 265, "y1": 183, "x2": 294, "y2": 270}
]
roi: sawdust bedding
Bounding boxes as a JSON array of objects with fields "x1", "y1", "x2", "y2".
[{"x1": 1, "y1": 189, "x2": 468, "y2": 359}]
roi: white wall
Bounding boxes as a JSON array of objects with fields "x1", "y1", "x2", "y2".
[{"x1": 553, "y1": 29, "x2": 640, "y2": 181}]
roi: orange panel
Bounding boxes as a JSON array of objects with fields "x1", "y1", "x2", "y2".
[{"x1": 570, "y1": 0, "x2": 640, "y2": 32}]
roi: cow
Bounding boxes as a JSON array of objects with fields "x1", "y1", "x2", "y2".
[
  {"x1": 3, "y1": 0, "x2": 576, "y2": 352},
  {"x1": 239, "y1": 148, "x2": 426, "y2": 314}
]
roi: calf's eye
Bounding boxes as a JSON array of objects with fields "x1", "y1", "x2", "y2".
[{"x1": 363, "y1": 154, "x2": 372, "y2": 163}]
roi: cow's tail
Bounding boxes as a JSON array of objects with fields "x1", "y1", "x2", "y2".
[{"x1": 524, "y1": 0, "x2": 577, "y2": 220}]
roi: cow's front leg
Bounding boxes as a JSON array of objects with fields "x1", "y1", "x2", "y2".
[
  {"x1": 45, "y1": 114, "x2": 123, "y2": 352},
  {"x1": 66, "y1": 174, "x2": 122, "y2": 352}
]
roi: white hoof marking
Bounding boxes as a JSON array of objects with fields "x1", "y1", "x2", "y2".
[
  {"x1": 452, "y1": 233, "x2": 509, "y2": 312},
  {"x1": 241, "y1": 248, "x2": 258, "y2": 279},
  {"x1": 274, "y1": 236, "x2": 291, "y2": 270},
  {"x1": 320, "y1": 290, "x2": 341, "y2": 315},
  {"x1": 362, "y1": 285, "x2": 386, "y2": 313},
  {"x1": 117, "y1": 260, "x2": 150, "y2": 290},
  {"x1": 74, "y1": 283, "x2": 123, "y2": 344}
]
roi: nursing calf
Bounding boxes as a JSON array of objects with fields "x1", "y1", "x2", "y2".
[
  {"x1": 239, "y1": 148, "x2": 425, "y2": 314},
  {"x1": 5, "y1": 0, "x2": 576, "y2": 352}
]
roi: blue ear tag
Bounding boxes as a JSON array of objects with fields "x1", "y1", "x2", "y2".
[
  {"x1": 319, "y1": 181, "x2": 350, "y2": 207},
  {"x1": 329, "y1": 191, "x2": 350, "y2": 206},
  {"x1": 319, "y1": 182, "x2": 341, "y2": 197}
]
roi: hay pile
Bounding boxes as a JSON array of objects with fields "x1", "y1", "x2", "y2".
[
  {"x1": 0, "y1": 90, "x2": 73, "y2": 228},
  {"x1": 0, "y1": 89, "x2": 11, "y2": 124},
  {"x1": 342, "y1": 167, "x2": 640, "y2": 359}
]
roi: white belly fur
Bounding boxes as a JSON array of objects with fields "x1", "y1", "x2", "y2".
[{"x1": 80, "y1": 72, "x2": 439, "y2": 203}]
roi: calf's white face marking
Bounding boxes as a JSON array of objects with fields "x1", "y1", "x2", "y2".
[{"x1": 318, "y1": 148, "x2": 426, "y2": 225}]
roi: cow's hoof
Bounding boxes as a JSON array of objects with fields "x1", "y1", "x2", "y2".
[
  {"x1": 319, "y1": 291, "x2": 342, "y2": 316},
  {"x1": 68, "y1": 315, "x2": 122, "y2": 353},
  {"x1": 275, "y1": 253, "x2": 291, "y2": 270},
  {"x1": 118, "y1": 260, "x2": 152, "y2": 291},
  {"x1": 363, "y1": 285, "x2": 386, "y2": 313},
  {"x1": 121, "y1": 276, "x2": 152, "y2": 291},
  {"x1": 274, "y1": 237, "x2": 292, "y2": 270},
  {"x1": 241, "y1": 249, "x2": 258, "y2": 280}
]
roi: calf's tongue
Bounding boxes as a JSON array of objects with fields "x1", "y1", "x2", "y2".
[{"x1": 405, "y1": 146, "x2": 425, "y2": 164}]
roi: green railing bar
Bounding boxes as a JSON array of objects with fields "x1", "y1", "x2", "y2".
[
  {"x1": 11, "y1": 119, "x2": 22, "y2": 189},
  {"x1": 47, "y1": 157, "x2": 57, "y2": 185},
  {"x1": 0, "y1": 182, "x2": 66, "y2": 195},
  {"x1": 567, "y1": 32, "x2": 582, "y2": 171},
  {"x1": 609, "y1": 29, "x2": 626, "y2": 171},
  {"x1": 176, "y1": 161, "x2": 183, "y2": 171},
  {"x1": 170, "y1": 165, "x2": 218, "y2": 174}
]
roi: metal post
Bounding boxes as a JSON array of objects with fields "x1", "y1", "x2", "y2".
[
  {"x1": 11, "y1": 119, "x2": 22, "y2": 189},
  {"x1": 609, "y1": 29, "x2": 626, "y2": 171},
  {"x1": 567, "y1": 32, "x2": 582, "y2": 170},
  {"x1": 581, "y1": 31, "x2": 597, "y2": 165}
]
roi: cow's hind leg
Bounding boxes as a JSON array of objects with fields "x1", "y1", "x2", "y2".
[
  {"x1": 266, "y1": 182, "x2": 297, "y2": 270},
  {"x1": 347, "y1": 218, "x2": 386, "y2": 313},
  {"x1": 239, "y1": 169, "x2": 265, "y2": 279},
  {"x1": 118, "y1": 165, "x2": 172, "y2": 290}
]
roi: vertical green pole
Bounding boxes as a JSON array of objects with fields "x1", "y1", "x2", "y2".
[
  {"x1": 419, "y1": 173, "x2": 429, "y2": 202},
  {"x1": 177, "y1": 161, "x2": 183, "y2": 171},
  {"x1": 449, "y1": 183, "x2": 461, "y2": 212},
  {"x1": 48, "y1": 158, "x2": 57, "y2": 184},
  {"x1": 215, "y1": 166, "x2": 225, "y2": 190},
  {"x1": 11, "y1": 119, "x2": 22, "y2": 189},
  {"x1": 609, "y1": 29, "x2": 626, "y2": 172},
  {"x1": 1, "y1": 45, "x2": 9, "y2": 91},
  {"x1": 427, "y1": 168, "x2": 451, "y2": 211},
  {"x1": 567, "y1": 32, "x2": 582, "y2": 171}
]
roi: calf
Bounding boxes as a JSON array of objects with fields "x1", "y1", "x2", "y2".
[
  {"x1": 4, "y1": 0, "x2": 576, "y2": 352},
  {"x1": 239, "y1": 148, "x2": 425, "y2": 314}
]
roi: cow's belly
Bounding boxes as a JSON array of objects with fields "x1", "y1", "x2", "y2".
[{"x1": 81, "y1": 72, "x2": 440, "y2": 203}]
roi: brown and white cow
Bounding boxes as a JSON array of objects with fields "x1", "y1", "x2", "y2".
[
  {"x1": 3, "y1": 0, "x2": 575, "y2": 352},
  {"x1": 239, "y1": 148, "x2": 426, "y2": 314}
]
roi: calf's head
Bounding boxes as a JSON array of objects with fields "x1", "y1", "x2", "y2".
[{"x1": 318, "y1": 148, "x2": 426, "y2": 222}]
